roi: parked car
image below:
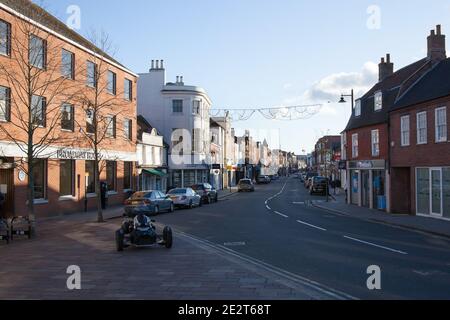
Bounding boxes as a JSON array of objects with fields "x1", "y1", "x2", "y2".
[
  {"x1": 304, "y1": 172, "x2": 318, "y2": 188},
  {"x1": 191, "y1": 183, "x2": 218, "y2": 204},
  {"x1": 124, "y1": 190, "x2": 174, "y2": 216},
  {"x1": 256, "y1": 175, "x2": 271, "y2": 184},
  {"x1": 238, "y1": 179, "x2": 255, "y2": 192},
  {"x1": 309, "y1": 176, "x2": 329, "y2": 195},
  {"x1": 167, "y1": 188, "x2": 202, "y2": 209}
]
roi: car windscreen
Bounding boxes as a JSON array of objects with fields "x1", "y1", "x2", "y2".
[
  {"x1": 315, "y1": 177, "x2": 327, "y2": 183},
  {"x1": 240, "y1": 180, "x2": 251, "y2": 185},
  {"x1": 169, "y1": 189, "x2": 187, "y2": 194},
  {"x1": 191, "y1": 185, "x2": 204, "y2": 190},
  {"x1": 130, "y1": 192, "x2": 152, "y2": 199}
]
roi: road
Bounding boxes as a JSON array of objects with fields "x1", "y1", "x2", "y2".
[{"x1": 155, "y1": 177, "x2": 450, "y2": 299}]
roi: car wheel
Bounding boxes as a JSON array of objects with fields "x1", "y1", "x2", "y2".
[
  {"x1": 163, "y1": 226, "x2": 173, "y2": 249},
  {"x1": 206, "y1": 196, "x2": 211, "y2": 204},
  {"x1": 189, "y1": 201, "x2": 193, "y2": 209},
  {"x1": 154, "y1": 206, "x2": 160, "y2": 215},
  {"x1": 169, "y1": 203, "x2": 174, "y2": 213},
  {"x1": 115, "y1": 230, "x2": 124, "y2": 252}
]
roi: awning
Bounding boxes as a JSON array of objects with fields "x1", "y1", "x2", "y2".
[{"x1": 142, "y1": 168, "x2": 167, "y2": 177}]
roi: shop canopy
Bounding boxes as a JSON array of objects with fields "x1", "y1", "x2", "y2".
[{"x1": 142, "y1": 168, "x2": 167, "y2": 177}]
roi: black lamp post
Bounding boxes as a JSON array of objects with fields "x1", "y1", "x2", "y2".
[{"x1": 339, "y1": 89, "x2": 355, "y2": 112}]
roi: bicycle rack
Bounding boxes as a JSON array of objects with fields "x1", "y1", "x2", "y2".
[
  {"x1": 0, "y1": 219, "x2": 10, "y2": 244},
  {"x1": 10, "y1": 216, "x2": 32, "y2": 241}
]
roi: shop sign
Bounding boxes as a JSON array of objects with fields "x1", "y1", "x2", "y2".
[
  {"x1": 56, "y1": 149, "x2": 98, "y2": 160},
  {"x1": 349, "y1": 160, "x2": 385, "y2": 170}
]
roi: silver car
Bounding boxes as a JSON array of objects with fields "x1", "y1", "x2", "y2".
[
  {"x1": 167, "y1": 188, "x2": 202, "y2": 209},
  {"x1": 238, "y1": 179, "x2": 255, "y2": 192}
]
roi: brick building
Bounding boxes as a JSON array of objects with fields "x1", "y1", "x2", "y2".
[
  {"x1": 390, "y1": 26, "x2": 450, "y2": 220},
  {"x1": 313, "y1": 135, "x2": 341, "y2": 179},
  {"x1": 0, "y1": 0, "x2": 138, "y2": 218},
  {"x1": 343, "y1": 52, "x2": 427, "y2": 212}
]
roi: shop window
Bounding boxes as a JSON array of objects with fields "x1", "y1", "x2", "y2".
[
  {"x1": 443, "y1": 168, "x2": 450, "y2": 219},
  {"x1": 85, "y1": 160, "x2": 96, "y2": 194},
  {"x1": 416, "y1": 168, "x2": 430, "y2": 215},
  {"x1": 32, "y1": 159, "x2": 46, "y2": 199},
  {"x1": 124, "y1": 162, "x2": 132, "y2": 190},
  {"x1": 60, "y1": 160, "x2": 74, "y2": 196},
  {"x1": 106, "y1": 161, "x2": 117, "y2": 191}
]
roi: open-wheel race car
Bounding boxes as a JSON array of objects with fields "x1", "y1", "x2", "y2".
[{"x1": 115, "y1": 212, "x2": 173, "y2": 252}]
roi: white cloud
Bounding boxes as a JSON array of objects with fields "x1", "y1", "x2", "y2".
[{"x1": 283, "y1": 61, "x2": 378, "y2": 116}]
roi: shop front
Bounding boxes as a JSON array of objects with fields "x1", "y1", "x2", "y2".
[
  {"x1": 169, "y1": 166, "x2": 209, "y2": 189},
  {"x1": 139, "y1": 168, "x2": 168, "y2": 192},
  {"x1": 347, "y1": 160, "x2": 388, "y2": 211},
  {"x1": 416, "y1": 167, "x2": 450, "y2": 220}
]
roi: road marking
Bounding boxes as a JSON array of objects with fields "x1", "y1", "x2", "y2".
[
  {"x1": 292, "y1": 202, "x2": 305, "y2": 205},
  {"x1": 296, "y1": 220, "x2": 327, "y2": 231},
  {"x1": 343, "y1": 236, "x2": 408, "y2": 255},
  {"x1": 274, "y1": 211, "x2": 289, "y2": 218},
  {"x1": 224, "y1": 241, "x2": 246, "y2": 247},
  {"x1": 266, "y1": 205, "x2": 271, "y2": 210}
]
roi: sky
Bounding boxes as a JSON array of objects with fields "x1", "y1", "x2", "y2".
[{"x1": 36, "y1": 0, "x2": 450, "y2": 154}]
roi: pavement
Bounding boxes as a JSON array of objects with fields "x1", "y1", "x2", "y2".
[
  {"x1": 2, "y1": 178, "x2": 450, "y2": 299},
  {"x1": 311, "y1": 190, "x2": 450, "y2": 239},
  {"x1": 0, "y1": 188, "x2": 333, "y2": 300}
]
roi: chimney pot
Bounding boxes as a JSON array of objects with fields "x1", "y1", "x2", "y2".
[
  {"x1": 386, "y1": 53, "x2": 391, "y2": 63},
  {"x1": 381, "y1": 57, "x2": 385, "y2": 63},
  {"x1": 427, "y1": 25, "x2": 446, "y2": 62},
  {"x1": 151, "y1": 60, "x2": 154, "y2": 69},
  {"x1": 161, "y1": 59, "x2": 164, "y2": 69},
  {"x1": 437, "y1": 25, "x2": 442, "y2": 35}
]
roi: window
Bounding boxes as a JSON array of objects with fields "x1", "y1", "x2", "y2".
[
  {"x1": 435, "y1": 107, "x2": 447, "y2": 142},
  {"x1": 400, "y1": 115, "x2": 410, "y2": 146},
  {"x1": 106, "y1": 161, "x2": 116, "y2": 191},
  {"x1": 86, "y1": 61, "x2": 97, "y2": 87},
  {"x1": 106, "y1": 115, "x2": 116, "y2": 138},
  {"x1": 124, "y1": 79, "x2": 132, "y2": 101},
  {"x1": 416, "y1": 168, "x2": 430, "y2": 215},
  {"x1": 173, "y1": 100, "x2": 183, "y2": 113},
  {"x1": 124, "y1": 162, "x2": 132, "y2": 190},
  {"x1": 417, "y1": 112, "x2": 427, "y2": 144},
  {"x1": 32, "y1": 159, "x2": 46, "y2": 199},
  {"x1": 193, "y1": 100, "x2": 201, "y2": 115},
  {"x1": 374, "y1": 91, "x2": 383, "y2": 111},
  {"x1": 61, "y1": 49, "x2": 74, "y2": 79},
  {"x1": 86, "y1": 108, "x2": 94, "y2": 134},
  {"x1": 108, "y1": 71, "x2": 117, "y2": 95},
  {"x1": 371, "y1": 129, "x2": 380, "y2": 157},
  {"x1": 123, "y1": 119, "x2": 132, "y2": 140},
  {"x1": 29, "y1": 35, "x2": 46, "y2": 69},
  {"x1": 61, "y1": 103, "x2": 74, "y2": 131},
  {"x1": 355, "y1": 100, "x2": 361, "y2": 117},
  {"x1": 85, "y1": 160, "x2": 96, "y2": 194},
  {"x1": 60, "y1": 160, "x2": 74, "y2": 196},
  {"x1": 0, "y1": 19, "x2": 11, "y2": 56},
  {"x1": 352, "y1": 133, "x2": 358, "y2": 158},
  {"x1": 31, "y1": 95, "x2": 46, "y2": 127},
  {"x1": 0, "y1": 85, "x2": 10, "y2": 122}
]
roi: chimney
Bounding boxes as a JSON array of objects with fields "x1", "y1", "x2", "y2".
[
  {"x1": 428, "y1": 24, "x2": 446, "y2": 62},
  {"x1": 180, "y1": 76, "x2": 184, "y2": 85},
  {"x1": 160, "y1": 59, "x2": 164, "y2": 69},
  {"x1": 151, "y1": 60, "x2": 155, "y2": 70},
  {"x1": 156, "y1": 60, "x2": 160, "y2": 69},
  {"x1": 378, "y1": 53, "x2": 394, "y2": 82},
  {"x1": 176, "y1": 76, "x2": 179, "y2": 83}
]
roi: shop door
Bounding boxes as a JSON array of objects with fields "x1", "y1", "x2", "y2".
[
  {"x1": 431, "y1": 169, "x2": 443, "y2": 217},
  {"x1": 361, "y1": 171, "x2": 370, "y2": 208},
  {"x1": 0, "y1": 168, "x2": 14, "y2": 217}
]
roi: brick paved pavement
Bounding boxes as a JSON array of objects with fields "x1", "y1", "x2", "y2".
[{"x1": 0, "y1": 210, "x2": 336, "y2": 300}]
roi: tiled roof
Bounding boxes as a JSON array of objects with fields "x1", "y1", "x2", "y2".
[
  {"x1": 0, "y1": 0, "x2": 127, "y2": 69},
  {"x1": 344, "y1": 58, "x2": 428, "y2": 131},
  {"x1": 393, "y1": 58, "x2": 450, "y2": 110}
]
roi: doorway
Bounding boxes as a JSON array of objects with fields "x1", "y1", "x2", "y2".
[
  {"x1": 0, "y1": 166, "x2": 15, "y2": 218},
  {"x1": 361, "y1": 170, "x2": 370, "y2": 208}
]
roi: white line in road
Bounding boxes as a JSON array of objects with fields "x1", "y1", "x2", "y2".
[
  {"x1": 274, "y1": 211, "x2": 289, "y2": 218},
  {"x1": 266, "y1": 205, "x2": 271, "y2": 210},
  {"x1": 293, "y1": 202, "x2": 305, "y2": 205},
  {"x1": 343, "y1": 236, "x2": 408, "y2": 255},
  {"x1": 296, "y1": 220, "x2": 327, "y2": 232}
]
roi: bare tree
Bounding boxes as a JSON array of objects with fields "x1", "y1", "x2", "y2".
[
  {"x1": 73, "y1": 31, "x2": 129, "y2": 223},
  {"x1": 0, "y1": 3, "x2": 82, "y2": 224}
]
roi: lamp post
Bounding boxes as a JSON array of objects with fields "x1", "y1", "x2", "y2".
[{"x1": 339, "y1": 89, "x2": 355, "y2": 112}]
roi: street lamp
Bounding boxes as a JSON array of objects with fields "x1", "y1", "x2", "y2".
[{"x1": 339, "y1": 89, "x2": 355, "y2": 111}]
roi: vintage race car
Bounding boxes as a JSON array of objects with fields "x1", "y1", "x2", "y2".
[{"x1": 115, "y1": 212, "x2": 172, "y2": 252}]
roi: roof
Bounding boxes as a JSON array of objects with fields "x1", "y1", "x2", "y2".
[
  {"x1": 393, "y1": 58, "x2": 450, "y2": 110},
  {"x1": 0, "y1": 0, "x2": 133, "y2": 74},
  {"x1": 344, "y1": 58, "x2": 428, "y2": 131}
]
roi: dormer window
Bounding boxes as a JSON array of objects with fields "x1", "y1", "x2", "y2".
[
  {"x1": 374, "y1": 91, "x2": 383, "y2": 111},
  {"x1": 355, "y1": 100, "x2": 361, "y2": 117}
]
